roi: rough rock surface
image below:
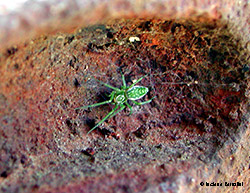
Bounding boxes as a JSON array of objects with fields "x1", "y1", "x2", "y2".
[{"x1": 0, "y1": 1, "x2": 249, "y2": 193}]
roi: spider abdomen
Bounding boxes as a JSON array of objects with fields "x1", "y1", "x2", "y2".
[{"x1": 127, "y1": 86, "x2": 149, "y2": 100}]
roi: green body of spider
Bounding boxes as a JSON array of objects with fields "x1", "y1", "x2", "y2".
[{"x1": 76, "y1": 73, "x2": 155, "y2": 134}]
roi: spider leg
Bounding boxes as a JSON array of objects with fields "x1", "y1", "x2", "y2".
[
  {"x1": 75, "y1": 92, "x2": 115, "y2": 110},
  {"x1": 125, "y1": 101, "x2": 133, "y2": 115},
  {"x1": 121, "y1": 74, "x2": 127, "y2": 88},
  {"x1": 131, "y1": 96, "x2": 156, "y2": 105},
  {"x1": 94, "y1": 78, "x2": 121, "y2": 91},
  {"x1": 76, "y1": 100, "x2": 111, "y2": 110},
  {"x1": 128, "y1": 75, "x2": 147, "y2": 89},
  {"x1": 87, "y1": 104, "x2": 119, "y2": 134},
  {"x1": 108, "y1": 104, "x2": 126, "y2": 119}
]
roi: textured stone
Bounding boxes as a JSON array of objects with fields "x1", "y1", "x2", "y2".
[{"x1": 0, "y1": 1, "x2": 249, "y2": 193}]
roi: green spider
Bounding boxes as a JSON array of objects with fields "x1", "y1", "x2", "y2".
[{"x1": 76, "y1": 73, "x2": 156, "y2": 134}]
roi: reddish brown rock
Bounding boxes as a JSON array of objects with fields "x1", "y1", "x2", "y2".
[{"x1": 0, "y1": 1, "x2": 249, "y2": 193}]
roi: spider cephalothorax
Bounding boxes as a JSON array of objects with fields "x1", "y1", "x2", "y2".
[{"x1": 76, "y1": 73, "x2": 155, "y2": 134}]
